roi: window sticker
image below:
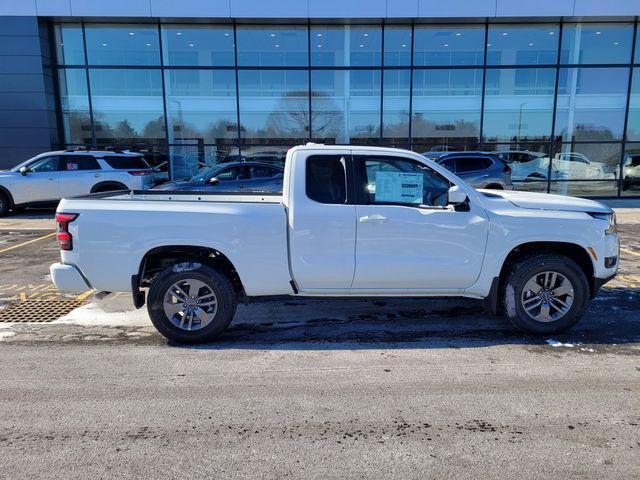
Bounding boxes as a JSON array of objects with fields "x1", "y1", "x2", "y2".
[
  {"x1": 67, "y1": 162, "x2": 78, "y2": 170},
  {"x1": 374, "y1": 171, "x2": 424, "y2": 204}
]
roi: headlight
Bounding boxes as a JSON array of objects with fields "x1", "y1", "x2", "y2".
[
  {"x1": 588, "y1": 212, "x2": 617, "y2": 235},
  {"x1": 606, "y1": 212, "x2": 617, "y2": 235}
]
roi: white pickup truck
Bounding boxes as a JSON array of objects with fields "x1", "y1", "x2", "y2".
[{"x1": 50, "y1": 145, "x2": 619, "y2": 343}]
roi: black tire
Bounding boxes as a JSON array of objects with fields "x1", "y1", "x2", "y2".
[
  {"x1": 147, "y1": 262, "x2": 237, "y2": 344},
  {"x1": 0, "y1": 192, "x2": 9, "y2": 217},
  {"x1": 91, "y1": 183, "x2": 128, "y2": 193},
  {"x1": 501, "y1": 254, "x2": 590, "y2": 335}
]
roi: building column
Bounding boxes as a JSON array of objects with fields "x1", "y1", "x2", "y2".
[{"x1": 0, "y1": 16, "x2": 58, "y2": 170}]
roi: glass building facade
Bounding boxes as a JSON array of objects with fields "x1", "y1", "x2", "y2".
[{"x1": 53, "y1": 20, "x2": 640, "y2": 197}]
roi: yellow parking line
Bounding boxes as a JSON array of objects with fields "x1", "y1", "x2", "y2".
[
  {"x1": 620, "y1": 247, "x2": 640, "y2": 258},
  {"x1": 75, "y1": 289, "x2": 95, "y2": 301},
  {"x1": 0, "y1": 232, "x2": 56, "y2": 254}
]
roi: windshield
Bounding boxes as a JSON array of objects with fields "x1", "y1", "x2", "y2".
[{"x1": 9, "y1": 155, "x2": 42, "y2": 172}]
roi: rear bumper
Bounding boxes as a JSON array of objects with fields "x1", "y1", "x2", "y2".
[{"x1": 50, "y1": 262, "x2": 91, "y2": 292}]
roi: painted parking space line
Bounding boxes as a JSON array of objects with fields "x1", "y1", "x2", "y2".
[
  {"x1": 620, "y1": 247, "x2": 640, "y2": 258},
  {"x1": 0, "y1": 232, "x2": 56, "y2": 254},
  {"x1": 75, "y1": 290, "x2": 95, "y2": 301}
]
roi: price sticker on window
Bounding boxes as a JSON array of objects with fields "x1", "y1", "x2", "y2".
[{"x1": 374, "y1": 171, "x2": 423, "y2": 204}]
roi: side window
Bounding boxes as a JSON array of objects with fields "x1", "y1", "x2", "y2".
[
  {"x1": 440, "y1": 158, "x2": 456, "y2": 173},
  {"x1": 248, "y1": 165, "x2": 276, "y2": 179},
  {"x1": 216, "y1": 166, "x2": 247, "y2": 181},
  {"x1": 358, "y1": 156, "x2": 450, "y2": 208},
  {"x1": 306, "y1": 155, "x2": 347, "y2": 205},
  {"x1": 455, "y1": 157, "x2": 492, "y2": 173},
  {"x1": 61, "y1": 155, "x2": 101, "y2": 171},
  {"x1": 29, "y1": 156, "x2": 60, "y2": 172}
]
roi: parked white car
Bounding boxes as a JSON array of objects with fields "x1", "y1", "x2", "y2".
[
  {"x1": 50, "y1": 144, "x2": 619, "y2": 343},
  {"x1": 622, "y1": 154, "x2": 640, "y2": 190},
  {"x1": 0, "y1": 150, "x2": 154, "y2": 216},
  {"x1": 550, "y1": 153, "x2": 616, "y2": 180}
]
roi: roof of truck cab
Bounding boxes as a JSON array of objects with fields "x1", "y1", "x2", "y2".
[{"x1": 291, "y1": 144, "x2": 416, "y2": 155}]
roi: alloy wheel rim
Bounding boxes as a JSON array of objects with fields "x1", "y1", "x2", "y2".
[
  {"x1": 163, "y1": 278, "x2": 218, "y2": 331},
  {"x1": 520, "y1": 271, "x2": 574, "y2": 323}
]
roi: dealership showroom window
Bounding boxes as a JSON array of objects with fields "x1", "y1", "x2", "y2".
[{"x1": 49, "y1": 21, "x2": 640, "y2": 196}]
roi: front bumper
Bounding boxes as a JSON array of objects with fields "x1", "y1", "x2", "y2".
[{"x1": 50, "y1": 263, "x2": 91, "y2": 292}]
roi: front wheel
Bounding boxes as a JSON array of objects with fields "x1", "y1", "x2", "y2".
[
  {"x1": 147, "y1": 263, "x2": 237, "y2": 343},
  {"x1": 502, "y1": 255, "x2": 590, "y2": 335}
]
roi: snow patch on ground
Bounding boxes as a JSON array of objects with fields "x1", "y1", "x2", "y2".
[
  {"x1": 0, "y1": 326, "x2": 16, "y2": 341},
  {"x1": 546, "y1": 339, "x2": 576, "y2": 348},
  {"x1": 54, "y1": 302, "x2": 151, "y2": 327}
]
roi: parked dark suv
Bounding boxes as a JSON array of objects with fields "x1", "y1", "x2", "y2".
[{"x1": 424, "y1": 152, "x2": 513, "y2": 190}]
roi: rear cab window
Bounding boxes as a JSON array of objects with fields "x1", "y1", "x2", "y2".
[{"x1": 306, "y1": 155, "x2": 347, "y2": 204}]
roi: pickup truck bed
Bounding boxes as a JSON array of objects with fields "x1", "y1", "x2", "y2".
[{"x1": 55, "y1": 190, "x2": 292, "y2": 296}]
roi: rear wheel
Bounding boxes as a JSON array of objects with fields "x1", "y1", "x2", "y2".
[
  {"x1": 91, "y1": 183, "x2": 128, "y2": 193},
  {"x1": 502, "y1": 255, "x2": 590, "y2": 334},
  {"x1": 147, "y1": 263, "x2": 237, "y2": 344},
  {"x1": 0, "y1": 192, "x2": 9, "y2": 217}
]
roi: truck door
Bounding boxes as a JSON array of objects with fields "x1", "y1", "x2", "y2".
[
  {"x1": 287, "y1": 151, "x2": 356, "y2": 291},
  {"x1": 351, "y1": 154, "x2": 489, "y2": 291}
]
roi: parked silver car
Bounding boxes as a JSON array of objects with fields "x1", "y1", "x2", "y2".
[
  {"x1": 0, "y1": 150, "x2": 154, "y2": 216},
  {"x1": 424, "y1": 152, "x2": 513, "y2": 190}
]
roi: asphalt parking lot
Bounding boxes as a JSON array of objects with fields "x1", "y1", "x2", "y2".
[{"x1": 0, "y1": 209, "x2": 639, "y2": 478}]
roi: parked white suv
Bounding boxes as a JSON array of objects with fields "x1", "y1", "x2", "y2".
[{"x1": 0, "y1": 150, "x2": 154, "y2": 216}]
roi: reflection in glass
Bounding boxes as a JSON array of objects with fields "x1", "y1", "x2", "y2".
[
  {"x1": 89, "y1": 69, "x2": 165, "y2": 145},
  {"x1": 85, "y1": 25, "x2": 160, "y2": 65},
  {"x1": 627, "y1": 69, "x2": 640, "y2": 141},
  {"x1": 165, "y1": 70, "x2": 237, "y2": 144},
  {"x1": 550, "y1": 143, "x2": 621, "y2": 183},
  {"x1": 486, "y1": 24, "x2": 559, "y2": 65},
  {"x1": 621, "y1": 144, "x2": 640, "y2": 195},
  {"x1": 413, "y1": 26, "x2": 484, "y2": 66},
  {"x1": 237, "y1": 26, "x2": 307, "y2": 66},
  {"x1": 560, "y1": 23, "x2": 633, "y2": 64},
  {"x1": 58, "y1": 69, "x2": 91, "y2": 144},
  {"x1": 311, "y1": 70, "x2": 381, "y2": 144},
  {"x1": 54, "y1": 24, "x2": 85, "y2": 65},
  {"x1": 161, "y1": 26, "x2": 234, "y2": 66},
  {"x1": 483, "y1": 68, "x2": 555, "y2": 143},
  {"x1": 489, "y1": 142, "x2": 550, "y2": 188},
  {"x1": 383, "y1": 70, "x2": 410, "y2": 143},
  {"x1": 411, "y1": 69, "x2": 482, "y2": 147},
  {"x1": 169, "y1": 145, "x2": 230, "y2": 181},
  {"x1": 554, "y1": 68, "x2": 629, "y2": 142},
  {"x1": 310, "y1": 26, "x2": 381, "y2": 67},
  {"x1": 238, "y1": 70, "x2": 309, "y2": 143},
  {"x1": 240, "y1": 146, "x2": 289, "y2": 165},
  {"x1": 384, "y1": 27, "x2": 412, "y2": 66}
]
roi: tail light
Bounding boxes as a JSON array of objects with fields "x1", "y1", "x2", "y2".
[
  {"x1": 127, "y1": 170, "x2": 151, "y2": 176},
  {"x1": 56, "y1": 212, "x2": 78, "y2": 251},
  {"x1": 503, "y1": 163, "x2": 512, "y2": 174}
]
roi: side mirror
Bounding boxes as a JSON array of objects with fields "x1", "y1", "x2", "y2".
[
  {"x1": 19, "y1": 166, "x2": 28, "y2": 176},
  {"x1": 208, "y1": 177, "x2": 219, "y2": 185},
  {"x1": 447, "y1": 185, "x2": 468, "y2": 206}
]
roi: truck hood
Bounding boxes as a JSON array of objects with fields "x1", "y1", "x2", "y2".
[{"x1": 478, "y1": 189, "x2": 612, "y2": 214}]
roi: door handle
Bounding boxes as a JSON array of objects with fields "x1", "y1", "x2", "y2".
[
  {"x1": 481, "y1": 174, "x2": 490, "y2": 178},
  {"x1": 359, "y1": 214, "x2": 388, "y2": 224},
  {"x1": 93, "y1": 174, "x2": 101, "y2": 178}
]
